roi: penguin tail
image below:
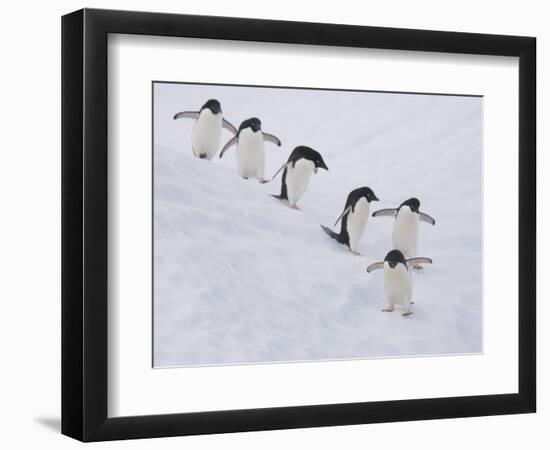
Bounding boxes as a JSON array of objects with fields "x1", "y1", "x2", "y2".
[
  {"x1": 271, "y1": 193, "x2": 287, "y2": 201},
  {"x1": 320, "y1": 225, "x2": 346, "y2": 244}
]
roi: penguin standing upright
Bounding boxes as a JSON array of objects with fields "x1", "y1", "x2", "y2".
[
  {"x1": 321, "y1": 187, "x2": 379, "y2": 256},
  {"x1": 271, "y1": 146, "x2": 328, "y2": 209},
  {"x1": 219, "y1": 117, "x2": 281, "y2": 183},
  {"x1": 372, "y1": 198, "x2": 435, "y2": 269},
  {"x1": 173, "y1": 99, "x2": 237, "y2": 160},
  {"x1": 367, "y1": 249, "x2": 432, "y2": 316}
]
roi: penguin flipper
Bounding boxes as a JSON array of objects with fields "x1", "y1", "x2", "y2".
[
  {"x1": 219, "y1": 136, "x2": 238, "y2": 158},
  {"x1": 372, "y1": 208, "x2": 397, "y2": 218},
  {"x1": 333, "y1": 206, "x2": 352, "y2": 227},
  {"x1": 406, "y1": 257, "x2": 433, "y2": 267},
  {"x1": 262, "y1": 132, "x2": 282, "y2": 147},
  {"x1": 419, "y1": 212, "x2": 436, "y2": 225},
  {"x1": 222, "y1": 118, "x2": 238, "y2": 135},
  {"x1": 366, "y1": 262, "x2": 384, "y2": 273},
  {"x1": 271, "y1": 162, "x2": 289, "y2": 180},
  {"x1": 173, "y1": 111, "x2": 199, "y2": 120}
]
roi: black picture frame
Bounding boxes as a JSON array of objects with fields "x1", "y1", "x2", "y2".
[{"x1": 61, "y1": 8, "x2": 536, "y2": 442}]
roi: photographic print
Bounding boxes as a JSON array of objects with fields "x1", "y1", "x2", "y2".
[{"x1": 153, "y1": 81, "x2": 482, "y2": 368}]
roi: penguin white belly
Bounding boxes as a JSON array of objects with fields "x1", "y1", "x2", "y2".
[
  {"x1": 191, "y1": 111, "x2": 222, "y2": 160},
  {"x1": 236, "y1": 129, "x2": 265, "y2": 179},
  {"x1": 347, "y1": 198, "x2": 370, "y2": 252},
  {"x1": 383, "y1": 263, "x2": 412, "y2": 306},
  {"x1": 286, "y1": 159, "x2": 314, "y2": 206},
  {"x1": 392, "y1": 208, "x2": 419, "y2": 257}
]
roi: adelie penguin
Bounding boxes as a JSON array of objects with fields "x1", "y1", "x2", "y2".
[
  {"x1": 367, "y1": 249, "x2": 432, "y2": 317},
  {"x1": 271, "y1": 146, "x2": 329, "y2": 209},
  {"x1": 219, "y1": 117, "x2": 281, "y2": 183},
  {"x1": 372, "y1": 197, "x2": 435, "y2": 270},
  {"x1": 173, "y1": 99, "x2": 238, "y2": 160},
  {"x1": 321, "y1": 187, "x2": 379, "y2": 256}
]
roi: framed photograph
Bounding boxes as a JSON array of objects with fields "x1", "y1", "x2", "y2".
[{"x1": 62, "y1": 8, "x2": 536, "y2": 442}]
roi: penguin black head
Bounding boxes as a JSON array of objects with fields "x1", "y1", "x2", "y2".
[
  {"x1": 356, "y1": 186, "x2": 379, "y2": 203},
  {"x1": 399, "y1": 197, "x2": 420, "y2": 213},
  {"x1": 293, "y1": 146, "x2": 329, "y2": 171},
  {"x1": 240, "y1": 117, "x2": 262, "y2": 133},
  {"x1": 201, "y1": 99, "x2": 222, "y2": 115},
  {"x1": 384, "y1": 249, "x2": 407, "y2": 269}
]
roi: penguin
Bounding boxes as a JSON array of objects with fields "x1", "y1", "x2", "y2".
[
  {"x1": 173, "y1": 99, "x2": 237, "y2": 160},
  {"x1": 372, "y1": 197, "x2": 435, "y2": 270},
  {"x1": 366, "y1": 249, "x2": 432, "y2": 316},
  {"x1": 271, "y1": 146, "x2": 329, "y2": 209},
  {"x1": 219, "y1": 117, "x2": 281, "y2": 183},
  {"x1": 320, "y1": 187, "x2": 379, "y2": 256}
]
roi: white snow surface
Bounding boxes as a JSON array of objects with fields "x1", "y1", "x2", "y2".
[{"x1": 153, "y1": 82, "x2": 482, "y2": 367}]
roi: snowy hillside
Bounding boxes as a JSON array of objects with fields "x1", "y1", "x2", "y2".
[{"x1": 153, "y1": 83, "x2": 482, "y2": 367}]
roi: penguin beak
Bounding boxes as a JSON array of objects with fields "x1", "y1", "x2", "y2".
[
  {"x1": 318, "y1": 161, "x2": 329, "y2": 171},
  {"x1": 372, "y1": 195, "x2": 379, "y2": 202},
  {"x1": 313, "y1": 167, "x2": 318, "y2": 174}
]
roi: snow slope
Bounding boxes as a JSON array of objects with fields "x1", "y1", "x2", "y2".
[{"x1": 153, "y1": 83, "x2": 482, "y2": 367}]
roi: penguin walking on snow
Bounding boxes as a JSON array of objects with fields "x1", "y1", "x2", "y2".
[
  {"x1": 321, "y1": 187, "x2": 379, "y2": 256},
  {"x1": 173, "y1": 99, "x2": 237, "y2": 160},
  {"x1": 367, "y1": 249, "x2": 432, "y2": 316},
  {"x1": 271, "y1": 146, "x2": 329, "y2": 209},
  {"x1": 372, "y1": 197, "x2": 435, "y2": 270},
  {"x1": 219, "y1": 117, "x2": 281, "y2": 183}
]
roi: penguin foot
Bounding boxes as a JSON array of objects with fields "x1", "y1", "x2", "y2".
[
  {"x1": 199, "y1": 153, "x2": 208, "y2": 159},
  {"x1": 351, "y1": 250, "x2": 362, "y2": 256},
  {"x1": 382, "y1": 307, "x2": 394, "y2": 312},
  {"x1": 242, "y1": 176, "x2": 249, "y2": 180},
  {"x1": 402, "y1": 311, "x2": 413, "y2": 317},
  {"x1": 413, "y1": 265, "x2": 424, "y2": 272},
  {"x1": 290, "y1": 204, "x2": 301, "y2": 210},
  {"x1": 259, "y1": 179, "x2": 270, "y2": 184}
]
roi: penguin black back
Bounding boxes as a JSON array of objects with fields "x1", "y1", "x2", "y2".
[{"x1": 272, "y1": 166, "x2": 289, "y2": 200}]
